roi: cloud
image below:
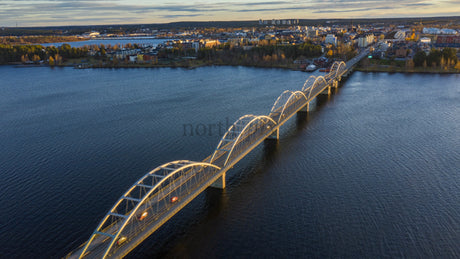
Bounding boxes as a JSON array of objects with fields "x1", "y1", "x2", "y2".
[
  {"x1": 233, "y1": 1, "x2": 292, "y2": 6},
  {"x1": 160, "y1": 14, "x2": 203, "y2": 19},
  {"x1": 404, "y1": 3, "x2": 434, "y2": 6},
  {"x1": 313, "y1": 7, "x2": 394, "y2": 14},
  {"x1": 0, "y1": 0, "x2": 455, "y2": 26},
  {"x1": 230, "y1": 0, "x2": 425, "y2": 14},
  {"x1": 236, "y1": 7, "x2": 302, "y2": 12}
]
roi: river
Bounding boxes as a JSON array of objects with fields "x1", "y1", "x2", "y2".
[{"x1": 0, "y1": 66, "x2": 459, "y2": 258}]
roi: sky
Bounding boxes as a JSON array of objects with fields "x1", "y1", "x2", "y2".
[{"x1": 1, "y1": 0, "x2": 459, "y2": 27}]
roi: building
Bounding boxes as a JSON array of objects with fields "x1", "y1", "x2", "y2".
[
  {"x1": 394, "y1": 30, "x2": 406, "y2": 41},
  {"x1": 192, "y1": 42, "x2": 200, "y2": 52},
  {"x1": 358, "y1": 34, "x2": 374, "y2": 48},
  {"x1": 423, "y1": 28, "x2": 441, "y2": 34},
  {"x1": 440, "y1": 29, "x2": 458, "y2": 35},
  {"x1": 204, "y1": 40, "x2": 220, "y2": 48},
  {"x1": 419, "y1": 37, "x2": 431, "y2": 44},
  {"x1": 129, "y1": 55, "x2": 137, "y2": 63},
  {"x1": 435, "y1": 35, "x2": 460, "y2": 48},
  {"x1": 83, "y1": 31, "x2": 100, "y2": 38},
  {"x1": 423, "y1": 28, "x2": 458, "y2": 35},
  {"x1": 325, "y1": 34, "x2": 337, "y2": 46},
  {"x1": 307, "y1": 29, "x2": 318, "y2": 38},
  {"x1": 143, "y1": 53, "x2": 158, "y2": 63},
  {"x1": 395, "y1": 47, "x2": 407, "y2": 58}
]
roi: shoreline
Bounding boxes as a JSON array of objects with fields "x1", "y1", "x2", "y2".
[
  {"x1": 355, "y1": 66, "x2": 460, "y2": 74},
  {"x1": 5, "y1": 60, "x2": 306, "y2": 71},
  {"x1": 3, "y1": 62, "x2": 460, "y2": 74}
]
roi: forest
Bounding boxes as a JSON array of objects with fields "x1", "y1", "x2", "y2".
[
  {"x1": 194, "y1": 42, "x2": 322, "y2": 67},
  {"x1": 413, "y1": 48, "x2": 458, "y2": 68},
  {"x1": 0, "y1": 43, "x2": 88, "y2": 64}
]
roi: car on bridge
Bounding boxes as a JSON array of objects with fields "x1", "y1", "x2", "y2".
[
  {"x1": 117, "y1": 236, "x2": 127, "y2": 246},
  {"x1": 138, "y1": 211, "x2": 148, "y2": 221},
  {"x1": 170, "y1": 196, "x2": 179, "y2": 203}
]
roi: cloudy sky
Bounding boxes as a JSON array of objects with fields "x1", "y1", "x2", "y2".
[{"x1": 1, "y1": 0, "x2": 459, "y2": 27}]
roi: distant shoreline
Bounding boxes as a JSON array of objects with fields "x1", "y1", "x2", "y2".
[
  {"x1": 355, "y1": 66, "x2": 460, "y2": 74},
  {"x1": 4, "y1": 62, "x2": 459, "y2": 75}
]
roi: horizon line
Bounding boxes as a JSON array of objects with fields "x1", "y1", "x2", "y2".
[{"x1": 3, "y1": 15, "x2": 460, "y2": 29}]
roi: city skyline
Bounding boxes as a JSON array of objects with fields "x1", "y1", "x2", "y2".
[{"x1": 1, "y1": 0, "x2": 459, "y2": 27}]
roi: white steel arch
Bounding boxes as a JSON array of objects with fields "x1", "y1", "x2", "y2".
[
  {"x1": 269, "y1": 90, "x2": 308, "y2": 124},
  {"x1": 301, "y1": 75, "x2": 317, "y2": 92},
  {"x1": 329, "y1": 61, "x2": 346, "y2": 79},
  {"x1": 330, "y1": 61, "x2": 340, "y2": 74},
  {"x1": 326, "y1": 62, "x2": 339, "y2": 81},
  {"x1": 305, "y1": 76, "x2": 327, "y2": 100},
  {"x1": 338, "y1": 61, "x2": 347, "y2": 77},
  {"x1": 79, "y1": 160, "x2": 221, "y2": 259},
  {"x1": 210, "y1": 115, "x2": 277, "y2": 168}
]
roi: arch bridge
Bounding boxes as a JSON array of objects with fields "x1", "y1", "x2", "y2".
[{"x1": 67, "y1": 48, "x2": 370, "y2": 258}]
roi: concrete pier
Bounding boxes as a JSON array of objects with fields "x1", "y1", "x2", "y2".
[
  {"x1": 266, "y1": 128, "x2": 279, "y2": 140},
  {"x1": 320, "y1": 86, "x2": 331, "y2": 95},
  {"x1": 210, "y1": 173, "x2": 226, "y2": 189}
]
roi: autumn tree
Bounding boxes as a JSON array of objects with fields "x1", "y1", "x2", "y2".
[
  {"x1": 21, "y1": 54, "x2": 29, "y2": 63},
  {"x1": 32, "y1": 54, "x2": 40, "y2": 62},
  {"x1": 405, "y1": 58, "x2": 414, "y2": 69},
  {"x1": 54, "y1": 53, "x2": 62, "y2": 65},
  {"x1": 48, "y1": 56, "x2": 55, "y2": 66},
  {"x1": 455, "y1": 62, "x2": 460, "y2": 70}
]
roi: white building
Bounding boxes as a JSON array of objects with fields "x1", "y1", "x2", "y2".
[
  {"x1": 358, "y1": 34, "x2": 375, "y2": 48},
  {"x1": 423, "y1": 28, "x2": 441, "y2": 34},
  {"x1": 394, "y1": 30, "x2": 406, "y2": 41},
  {"x1": 419, "y1": 37, "x2": 431, "y2": 44},
  {"x1": 325, "y1": 34, "x2": 337, "y2": 46},
  {"x1": 422, "y1": 28, "x2": 457, "y2": 35},
  {"x1": 129, "y1": 55, "x2": 137, "y2": 63},
  {"x1": 83, "y1": 31, "x2": 100, "y2": 38},
  {"x1": 440, "y1": 29, "x2": 458, "y2": 35},
  {"x1": 192, "y1": 42, "x2": 200, "y2": 52}
]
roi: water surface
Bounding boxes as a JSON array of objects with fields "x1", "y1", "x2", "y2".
[{"x1": 0, "y1": 66, "x2": 458, "y2": 258}]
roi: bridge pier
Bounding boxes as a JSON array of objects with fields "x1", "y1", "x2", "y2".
[
  {"x1": 332, "y1": 80, "x2": 339, "y2": 88},
  {"x1": 299, "y1": 103, "x2": 310, "y2": 112},
  {"x1": 266, "y1": 128, "x2": 279, "y2": 140},
  {"x1": 320, "y1": 86, "x2": 331, "y2": 95},
  {"x1": 210, "y1": 172, "x2": 226, "y2": 189}
]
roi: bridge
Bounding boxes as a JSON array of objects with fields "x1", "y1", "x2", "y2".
[{"x1": 67, "y1": 49, "x2": 369, "y2": 259}]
